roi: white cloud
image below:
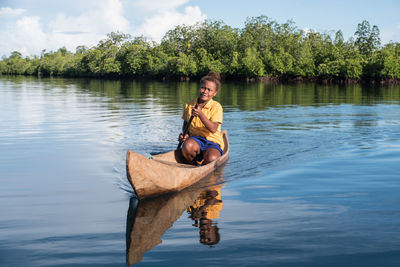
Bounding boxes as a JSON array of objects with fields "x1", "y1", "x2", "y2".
[
  {"x1": 47, "y1": 0, "x2": 130, "y2": 50},
  {"x1": 0, "y1": 16, "x2": 47, "y2": 56},
  {"x1": 0, "y1": 0, "x2": 130, "y2": 56},
  {"x1": 131, "y1": 0, "x2": 189, "y2": 12},
  {"x1": 0, "y1": 7, "x2": 26, "y2": 17},
  {"x1": 137, "y1": 5, "x2": 206, "y2": 42},
  {"x1": 0, "y1": 0, "x2": 207, "y2": 57}
]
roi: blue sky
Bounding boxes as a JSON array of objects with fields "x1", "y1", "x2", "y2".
[{"x1": 1, "y1": 0, "x2": 399, "y2": 57}]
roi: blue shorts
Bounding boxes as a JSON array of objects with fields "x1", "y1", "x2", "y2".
[{"x1": 188, "y1": 136, "x2": 224, "y2": 156}]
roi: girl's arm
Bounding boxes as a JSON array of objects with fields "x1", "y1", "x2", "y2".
[{"x1": 192, "y1": 105, "x2": 219, "y2": 133}]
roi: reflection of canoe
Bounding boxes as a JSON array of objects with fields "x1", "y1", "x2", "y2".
[
  {"x1": 125, "y1": 191, "x2": 198, "y2": 265},
  {"x1": 126, "y1": 172, "x2": 225, "y2": 265},
  {"x1": 126, "y1": 130, "x2": 229, "y2": 199}
]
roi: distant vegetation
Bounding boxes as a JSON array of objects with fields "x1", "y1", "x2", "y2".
[{"x1": 1, "y1": 16, "x2": 399, "y2": 82}]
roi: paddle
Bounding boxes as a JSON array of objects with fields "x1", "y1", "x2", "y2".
[{"x1": 177, "y1": 101, "x2": 199, "y2": 149}]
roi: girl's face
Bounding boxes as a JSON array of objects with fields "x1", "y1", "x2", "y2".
[{"x1": 199, "y1": 80, "x2": 217, "y2": 103}]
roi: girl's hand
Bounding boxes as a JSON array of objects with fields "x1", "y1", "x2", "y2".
[
  {"x1": 178, "y1": 133, "x2": 189, "y2": 142},
  {"x1": 191, "y1": 105, "x2": 203, "y2": 117}
]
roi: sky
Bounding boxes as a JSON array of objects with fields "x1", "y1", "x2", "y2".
[{"x1": 1, "y1": 0, "x2": 399, "y2": 57}]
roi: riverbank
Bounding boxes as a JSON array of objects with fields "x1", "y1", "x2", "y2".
[
  {"x1": 2, "y1": 73, "x2": 400, "y2": 86},
  {"x1": 178, "y1": 75, "x2": 400, "y2": 85},
  {"x1": 245, "y1": 76, "x2": 400, "y2": 85}
]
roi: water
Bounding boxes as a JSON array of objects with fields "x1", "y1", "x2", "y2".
[{"x1": 1, "y1": 76, "x2": 400, "y2": 266}]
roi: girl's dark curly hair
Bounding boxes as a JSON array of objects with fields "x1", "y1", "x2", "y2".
[{"x1": 200, "y1": 71, "x2": 221, "y2": 91}]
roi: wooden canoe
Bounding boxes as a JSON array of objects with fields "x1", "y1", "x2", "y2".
[{"x1": 126, "y1": 130, "x2": 229, "y2": 199}]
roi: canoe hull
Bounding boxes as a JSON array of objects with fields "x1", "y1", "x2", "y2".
[{"x1": 126, "y1": 130, "x2": 229, "y2": 199}]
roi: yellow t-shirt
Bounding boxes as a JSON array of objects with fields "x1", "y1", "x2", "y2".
[{"x1": 182, "y1": 98, "x2": 224, "y2": 151}]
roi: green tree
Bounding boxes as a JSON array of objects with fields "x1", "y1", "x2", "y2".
[
  {"x1": 240, "y1": 47, "x2": 265, "y2": 77},
  {"x1": 38, "y1": 47, "x2": 75, "y2": 76},
  {"x1": 80, "y1": 32, "x2": 128, "y2": 76},
  {"x1": 293, "y1": 33, "x2": 315, "y2": 76},
  {"x1": 192, "y1": 21, "x2": 239, "y2": 74},
  {"x1": 239, "y1": 16, "x2": 275, "y2": 74},
  {"x1": 145, "y1": 45, "x2": 169, "y2": 77},
  {"x1": 169, "y1": 52, "x2": 197, "y2": 76},
  {"x1": 118, "y1": 37, "x2": 151, "y2": 76},
  {"x1": 380, "y1": 43, "x2": 400, "y2": 78},
  {"x1": 6, "y1": 51, "x2": 27, "y2": 74},
  {"x1": 355, "y1": 20, "x2": 381, "y2": 57},
  {"x1": 339, "y1": 41, "x2": 363, "y2": 79},
  {"x1": 0, "y1": 57, "x2": 6, "y2": 73},
  {"x1": 25, "y1": 56, "x2": 40, "y2": 75},
  {"x1": 161, "y1": 25, "x2": 196, "y2": 57}
]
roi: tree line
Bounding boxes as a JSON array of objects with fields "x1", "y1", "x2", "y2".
[{"x1": 1, "y1": 16, "x2": 399, "y2": 82}]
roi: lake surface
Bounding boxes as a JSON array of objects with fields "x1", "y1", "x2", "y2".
[{"x1": 1, "y1": 76, "x2": 400, "y2": 266}]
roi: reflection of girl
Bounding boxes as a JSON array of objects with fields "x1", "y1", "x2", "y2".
[
  {"x1": 199, "y1": 218, "x2": 220, "y2": 245},
  {"x1": 187, "y1": 189, "x2": 223, "y2": 246}
]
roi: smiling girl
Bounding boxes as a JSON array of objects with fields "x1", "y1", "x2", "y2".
[{"x1": 178, "y1": 71, "x2": 224, "y2": 165}]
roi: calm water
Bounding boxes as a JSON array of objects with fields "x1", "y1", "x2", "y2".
[{"x1": 1, "y1": 76, "x2": 400, "y2": 266}]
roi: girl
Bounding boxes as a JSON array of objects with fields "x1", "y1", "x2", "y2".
[{"x1": 178, "y1": 71, "x2": 224, "y2": 165}]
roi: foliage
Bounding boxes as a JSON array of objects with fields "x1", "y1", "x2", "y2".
[
  {"x1": 355, "y1": 20, "x2": 381, "y2": 57},
  {"x1": 1, "y1": 19, "x2": 399, "y2": 80},
  {"x1": 379, "y1": 43, "x2": 400, "y2": 78},
  {"x1": 241, "y1": 47, "x2": 265, "y2": 77}
]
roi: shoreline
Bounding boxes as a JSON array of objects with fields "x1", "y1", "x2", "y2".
[
  {"x1": 2, "y1": 73, "x2": 400, "y2": 85},
  {"x1": 244, "y1": 76, "x2": 400, "y2": 85}
]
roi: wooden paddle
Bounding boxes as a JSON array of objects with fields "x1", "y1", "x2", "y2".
[{"x1": 177, "y1": 101, "x2": 199, "y2": 149}]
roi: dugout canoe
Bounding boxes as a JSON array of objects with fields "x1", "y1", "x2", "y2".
[{"x1": 126, "y1": 130, "x2": 229, "y2": 199}]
